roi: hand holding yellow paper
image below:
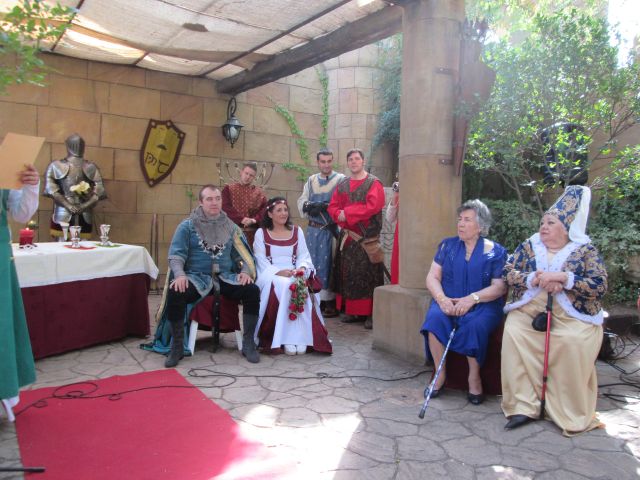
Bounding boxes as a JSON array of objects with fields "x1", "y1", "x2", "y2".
[{"x1": 0, "y1": 133, "x2": 45, "y2": 189}]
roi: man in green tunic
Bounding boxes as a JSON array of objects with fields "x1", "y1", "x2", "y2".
[{"x1": 1, "y1": 165, "x2": 39, "y2": 422}]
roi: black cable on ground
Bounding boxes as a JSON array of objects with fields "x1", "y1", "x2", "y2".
[
  {"x1": 598, "y1": 331, "x2": 640, "y2": 404},
  {"x1": 13, "y1": 367, "x2": 430, "y2": 417}
]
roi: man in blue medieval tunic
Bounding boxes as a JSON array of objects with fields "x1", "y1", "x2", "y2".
[
  {"x1": 297, "y1": 149, "x2": 345, "y2": 318},
  {"x1": 143, "y1": 185, "x2": 260, "y2": 366}
]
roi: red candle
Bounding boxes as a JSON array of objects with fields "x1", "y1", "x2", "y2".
[{"x1": 19, "y1": 228, "x2": 35, "y2": 246}]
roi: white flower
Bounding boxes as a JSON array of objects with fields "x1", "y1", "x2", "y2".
[{"x1": 70, "y1": 181, "x2": 91, "y2": 195}]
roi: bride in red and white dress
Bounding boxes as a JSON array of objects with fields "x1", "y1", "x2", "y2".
[{"x1": 253, "y1": 197, "x2": 332, "y2": 355}]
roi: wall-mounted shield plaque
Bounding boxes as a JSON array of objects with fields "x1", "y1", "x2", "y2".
[{"x1": 140, "y1": 119, "x2": 185, "y2": 187}]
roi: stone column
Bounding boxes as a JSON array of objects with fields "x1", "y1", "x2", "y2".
[{"x1": 373, "y1": 0, "x2": 463, "y2": 363}]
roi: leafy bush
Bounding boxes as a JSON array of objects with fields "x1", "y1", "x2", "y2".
[
  {"x1": 483, "y1": 199, "x2": 538, "y2": 252},
  {"x1": 371, "y1": 35, "x2": 402, "y2": 163},
  {"x1": 590, "y1": 146, "x2": 640, "y2": 304}
]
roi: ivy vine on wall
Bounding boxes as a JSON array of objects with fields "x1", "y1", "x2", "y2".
[
  {"x1": 270, "y1": 67, "x2": 330, "y2": 181},
  {"x1": 317, "y1": 67, "x2": 329, "y2": 148}
]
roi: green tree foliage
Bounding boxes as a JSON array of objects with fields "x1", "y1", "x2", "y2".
[
  {"x1": 0, "y1": 1, "x2": 75, "y2": 93},
  {"x1": 466, "y1": 0, "x2": 603, "y2": 39},
  {"x1": 466, "y1": 8, "x2": 640, "y2": 213},
  {"x1": 590, "y1": 146, "x2": 640, "y2": 304},
  {"x1": 371, "y1": 34, "x2": 402, "y2": 162}
]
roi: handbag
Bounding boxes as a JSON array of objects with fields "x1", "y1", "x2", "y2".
[
  {"x1": 360, "y1": 236, "x2": 385, "y2": 264},
  {"x1": 306, "y1": 271, "x2": 323, "y2": 293}
]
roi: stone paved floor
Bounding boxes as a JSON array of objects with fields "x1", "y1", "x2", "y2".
[{"x1": 1, "y1": 293, "x2": 639, "y2": 479}]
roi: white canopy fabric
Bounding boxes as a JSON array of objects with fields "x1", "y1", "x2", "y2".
[{"x1": 2, "y1": 0, "x2": 388, "y2": 80}]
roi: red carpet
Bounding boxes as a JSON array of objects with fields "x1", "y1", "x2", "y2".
[{"x1": 15, "y1": 369, "x2": 290, "y2": 479}]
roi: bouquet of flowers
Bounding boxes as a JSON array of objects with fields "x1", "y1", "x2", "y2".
[
  {"x1": 288, "y1": 270, "x2": 308, "y2": 320},
  {"x1": 69, "y1": 180, "x2": 92, "y2": 198}
]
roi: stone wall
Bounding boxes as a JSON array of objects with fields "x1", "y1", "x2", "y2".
[
  {"x1": 2, "y1": 48, "x2": 393, "y2": 281},
  {"x1": 325, "y1": 44, "x2": 395, "y2": 185}
]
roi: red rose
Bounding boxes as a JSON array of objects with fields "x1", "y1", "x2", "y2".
[
  {"x1": 288, "y1": 313, "x2": 297, "y2": 320},
  {"x1": 289, "y1": 303, "x2": 297, "y2": 311},
  {"x1": 289, "y1": 284, "x2": 297, "y2": 291},
  {"x1": 297, "y1": 305, "x2": 304, "y2": 313},
  {"x1": 295, "y1": 270, "x2": 304, "y2": 277}
]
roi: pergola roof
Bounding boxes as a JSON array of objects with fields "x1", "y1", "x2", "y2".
[{"x1": 6, "y1": 0, "x2": 404, "y2": 94}]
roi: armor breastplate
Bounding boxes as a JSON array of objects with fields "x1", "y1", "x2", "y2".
[{"x1": 44, "y1": 158, "x2": 102, "y2": 225}]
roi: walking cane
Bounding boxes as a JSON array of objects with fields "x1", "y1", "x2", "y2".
[
  {"x1": 418, "y1": 319, "x2": 457, "y2": 419},
  {"x1": 539, "y1": 293, "x2": 553, "y2": 420}
]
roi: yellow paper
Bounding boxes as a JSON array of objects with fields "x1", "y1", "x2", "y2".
[{"x1": 0, "y1": 133, "x2": 45, "y2": 189}]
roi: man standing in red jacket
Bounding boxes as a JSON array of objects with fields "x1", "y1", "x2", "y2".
[{"x1": 328, "y1": 148, "x2": 385, "y2": 329}]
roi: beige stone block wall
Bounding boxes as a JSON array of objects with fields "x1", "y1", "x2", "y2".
[
  {"x1": 0, "y1": 102, "x2": 37, "y2": 135},
  {"x1": 2, "y1": 46, "x2": 391, "y2": 283},
  {"x1": 325, "y1": 45, "x2": 394, "y2": 182}
]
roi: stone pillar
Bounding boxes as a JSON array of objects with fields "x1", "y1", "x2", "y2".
[{"x1": 373, "y1": 0, "x2": 463, "y2": 363}]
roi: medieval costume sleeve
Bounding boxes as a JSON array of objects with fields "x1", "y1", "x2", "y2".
[
  {"x1": 297, "y1": 178, "x2": 311, "y2": 219},
  {"x1": 342, "y1": 178, "x2": 385, "y2": 229},
  {"x1": 327, "y1": 185, "x2": 342, "y2": 223},
  {"x1": 566, "y1": 244, "x2": 608, "y2": 300},
  {"x1": 253, "y1": 190, "x2": 268, "y2": 224},
  {"x1": 503, "y1": 240, "x2": 537, "y2": 293},
  {"x1": 228, "y1": 225, "x2": 257, "y2": 283},
  {"x1": 8, "y1": 182, "x2": 40, "y2": 223},
  {"x1": 221, "y1": 184, "x2": 244, "y2": 225},
  {"x1": 327, "y1": 176, "x2": 385, "y2": 230},
  {"x1": 385, "y1": 199, "x2": 398, "y2": 223}
]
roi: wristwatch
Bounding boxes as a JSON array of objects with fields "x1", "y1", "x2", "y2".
[{"x1": 471, "y1": 292, "x2": 480, "y2": 304}]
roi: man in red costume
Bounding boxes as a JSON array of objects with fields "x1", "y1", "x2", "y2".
[
  {"x1": 328, "y1": 148, "x2": 385, "y2": 329},
  {"x1": 222, "y1": 162, "x2": 267, "y2": 246}
]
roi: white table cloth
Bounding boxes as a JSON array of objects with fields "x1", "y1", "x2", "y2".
[{"x1": 13, "y1": 242, "x2": 159, "y2": 288}]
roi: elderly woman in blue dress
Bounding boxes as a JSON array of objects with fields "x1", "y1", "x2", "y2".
[
  {"x1": 501, "y1": 186, "x2": 607, "y2": 435},
  {"x1": 420, "y1": 200, "x2": 507, "y2": 404}
]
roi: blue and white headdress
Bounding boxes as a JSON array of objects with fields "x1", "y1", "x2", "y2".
[{"x1": 545, "y1": 185, "x2": 591, "y2": 245}]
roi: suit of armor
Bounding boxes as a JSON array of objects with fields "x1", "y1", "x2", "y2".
[{"x1": 44, "y1": 134, "x2": 106, "y2": 232}]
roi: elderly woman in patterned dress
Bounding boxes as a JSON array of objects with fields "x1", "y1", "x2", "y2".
[{"x1": 501, "y1": 185, "x2": 607, "y2": 435}]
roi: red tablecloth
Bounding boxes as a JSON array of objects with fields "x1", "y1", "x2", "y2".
[{"x1": 21, "y1": 274, "x2": 151, "y2": 359}]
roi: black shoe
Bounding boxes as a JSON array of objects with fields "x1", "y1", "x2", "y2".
[
  {"x1": 341, "y1": 315, "x2": 365, "y2": 324},
  {"x1": 164, "y1": 348, "x2": 184, "y2": 368},
  {"x1": 363, "y1": 317, "x2": 372, "y2": 329},
  {"x1": 467, "y1": 392, "x2": 485, "y2": 405},
  {"x1": 424, "y1": 385, "x2": 444, "y2": 399},
  {"x1": 504, "y1": 414, "x2": 534, "y2": 430}
]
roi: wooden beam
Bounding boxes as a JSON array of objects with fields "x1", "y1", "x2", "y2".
[{"x1": 217, "y1": 5, "x2": 403, "y2": 95}]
